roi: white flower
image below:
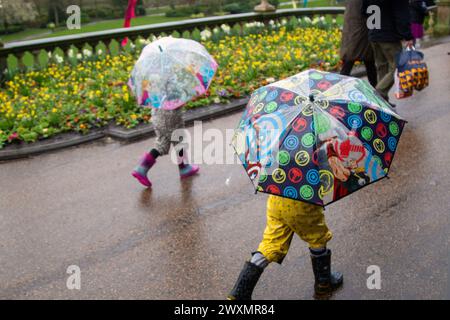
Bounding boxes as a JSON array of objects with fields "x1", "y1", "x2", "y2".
[
  {"x1": 332, "y1": 18, "x2": 337, "y2": 24},
  {"x1": 200, "y1": 29, "x2": 212, "y2": 41},
  {"x1": 269, "y1": 20, "x2": 275, "y2": 25},
  {"x1": 68, "y1": 49, "x2": 74, "y2": 58},
  {"x1": 213, "y1": 97, "x2": 221, "y2": 104},
  {"x1": 76, "y1": 53, "x2": 82, "y2": 60},
  {"x1": 55, "y1": 55, "x2": 64, "y2": 64},
  {"x1": 304, "y1": 17, "x2": 312, "y2": 24},
  {"x1": 266, "y1": 77, "x2": 276, "y2": 83},
  {"x1": 213, "y1": 27, "x2": 220, "y2": 34},
  {"x1": 97, "y1": 49, "x2": 103, "y2": 55},
  {"x1": 281, "y1": 18, "x2": 287, "y2": 25},
  {"x1": 245, "y1": 22, "x2": 262, "y2": 29},
  {"x1": 221, "y1": 24, "x2": 231, "y2": 34},
  {"x1": 83, "y1": 49, "x2": 92, "y2": 57},
  {"x1": 320, "y1": 16, "x2": 326, "y2": 22},
  {"x1": 48, "y1": 52, "x2": 52, "y2": 58}
]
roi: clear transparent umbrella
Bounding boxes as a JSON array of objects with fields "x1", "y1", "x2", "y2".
[{"x1": 129, "y1": 37, "x2": 218, "y2": 110}]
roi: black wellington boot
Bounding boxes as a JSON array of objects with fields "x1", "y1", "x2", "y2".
[
  {"x1": 228, "y1": 261, "x2": 264, "y2": 300},
  {"x1": 310, "y1": 249, "x2": 343, "y2": 299}
]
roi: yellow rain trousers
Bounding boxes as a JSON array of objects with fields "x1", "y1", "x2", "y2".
[{"x1": 257, "y1": 195, "x2": 333, "y2": 264}]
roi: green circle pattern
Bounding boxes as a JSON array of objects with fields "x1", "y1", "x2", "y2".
[
  {"x1": 264, "y1": 101, "x2": 278, "y2": 113},
  {"x1": 300, "y1": 185, "x2": 314, "y2": 200},
  {"x1": 277, "y1": 151, "x2": 290, "y2": 166},
  {"x1": 310, "y1": 73, "x2": 323, "y2": 80},
  {"x1": 348, "y1": 102, "x2": 363, "y2": 113},
  {"x1": 389, "y1": 121, "x2": 399, "y2": 136},
  {"x1": 361, "y1": 126, "x2": 373, "y2": 141},
  {"x1": 301, "y1": 133, "x2": 316, "y2": 148},
  {"x1": 259, "y1": 173, "x2": 268, "y2": 183}
]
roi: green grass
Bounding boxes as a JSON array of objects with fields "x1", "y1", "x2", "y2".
[
  {"x1": 38, "y1": 15, "x2": 189, "y2": 39},
  {"x1": 1, "y1": 15, "x2": 189, "y2": 43},
  {"x1": 0, "y1": 28, "x2": 48, "y2": 43},
  {"x1": 279, "y1": 0, "x2": 344, "y2": 9}
]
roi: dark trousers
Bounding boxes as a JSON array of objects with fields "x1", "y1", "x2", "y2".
[
  {"x1": 340, "y1": 60, "x2": 378, "y2": 88},
  {"x1": 370, "y1": 41, "x2": 402, "y2": 100}
]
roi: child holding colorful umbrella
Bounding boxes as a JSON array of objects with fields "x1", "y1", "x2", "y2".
[{"x1": 229, "y1": 69, "x2": 406, "y2": 299}]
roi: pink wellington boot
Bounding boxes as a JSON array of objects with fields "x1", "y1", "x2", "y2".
[
  {"x1": 131, "y1": 152, "x2": 156, "y2": 187},
  {"x1": 178, "y1": 150, "x2": 199, "y2": 179},
  {"x1": 179, "y1": 163, "x2": 200, "y2": 179}
]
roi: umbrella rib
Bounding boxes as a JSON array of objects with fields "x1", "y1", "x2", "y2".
[{"x1": 311, "y1": 103, "x2": 326, "y2": 206}]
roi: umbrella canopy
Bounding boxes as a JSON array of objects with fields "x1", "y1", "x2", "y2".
[
  {"x1": 232, "y1": 69, "x2": 406, "y2": 206},
  {"x1": 129, "y1": 37, "x2": 218, "y2": 110}
]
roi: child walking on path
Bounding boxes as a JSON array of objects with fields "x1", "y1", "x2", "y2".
[
  {"x1": 129, "y1": 37, "x2": 218, "y2": 187},
  {"x1": 132, "y1": 108, "x2": 199, "y2": 187},
  {"x1": 228, "y1": 196, "x2": 343, "y2": 300}
]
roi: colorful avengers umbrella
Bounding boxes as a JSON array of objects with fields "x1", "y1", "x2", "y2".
[
  {"x1": 231, "y1": 69, "x2": 406, "y2": 206},
  {"x1": 129, "y1": 37, "x2": 218, "y2": 110}
]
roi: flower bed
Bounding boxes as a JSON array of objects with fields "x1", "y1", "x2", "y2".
[{"x1": 0, "y1": 17, "x2": 342, "y2": 148}]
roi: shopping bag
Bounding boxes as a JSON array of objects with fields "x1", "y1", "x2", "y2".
[{"x1": 395, "y1": 46, "x2": 429, "y2": 99}]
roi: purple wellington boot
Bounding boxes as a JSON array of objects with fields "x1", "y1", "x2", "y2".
[
  {"x1": 178, "y1": 151, "x2": 199, "y2": 179},
  {"x1": 132, "y1": 152, "x2": 156, "y2": 187},
  {"x1": 179, "y1": 163, "x2": 200, "y2": 179}
]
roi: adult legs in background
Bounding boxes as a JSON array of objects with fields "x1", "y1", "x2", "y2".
[
  {"x1": 341, "y1": 59, "x2": 377, "y2": 88},
  {"x1": 371, "y1": 41, "x2": 402, "y2": 101},
  {"x1": 340, "y1": 60, "x2": 355, "y2": 76},
  {"x1": 363, "y1": 60, "x2": 378, "y2": 88}
]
